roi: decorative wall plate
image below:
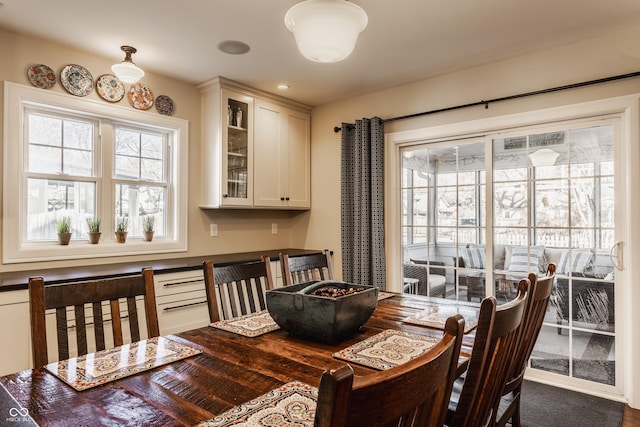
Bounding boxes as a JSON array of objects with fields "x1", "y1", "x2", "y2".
[
  {"x1": 127, "y1": 82, "x2": 154, "y2": 110},
  {"x1": 60, "y1": 64, "x2": 93, "y2": 96},
  {"x1": 27, "y1": 64, "x2": 57, "y2": 89},
  {"x1": 155, "y1": 95, "x2": 175, "y2": 115},
  {"x1": 96, "y1": 74, "x2": 125, "y2": 102}
]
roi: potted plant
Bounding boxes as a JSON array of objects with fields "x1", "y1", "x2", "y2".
[
  {"x1": 86, "y1": 217, "x2": 101, "y2": 244},
  {"x1": 115, "y1": 216, "x2": 129, "y2": 243},
  {"x1": 56, "y1": 216, "x2": 72, "y2": 245},
  {"x1": 142, "y1": 216, "x2": 155, "y2": 242}
]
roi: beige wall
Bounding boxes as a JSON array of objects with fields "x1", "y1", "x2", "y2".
[
  {"x1": 2, "y1": 15, "x2": 639, "y2": 405},
  {"x1": 303, "y1": 22, "x2": 640, "y2": 406},
  {"x1": 304, "y1": 22, "x2": 640, "y2": 279},
  {"x1": 0, "y1": 28, "x2": 306, "y2": 274},
  {"x1": 4, "y1": 22, "x2": 640, "y2": 277}
]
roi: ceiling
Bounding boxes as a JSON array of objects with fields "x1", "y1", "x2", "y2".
[{"x1": 2, "y1": 0, "x2": 640, "y2": 107}]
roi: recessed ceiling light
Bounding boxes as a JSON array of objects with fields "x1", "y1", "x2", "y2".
[
  {"x1": 277, "y1": 84, "x2": 289, "y2": 90},
  {"x1": 217, "y1": 40, "x2": 251, "y2": 55}
]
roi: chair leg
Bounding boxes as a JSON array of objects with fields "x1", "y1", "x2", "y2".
[
  {"x1": 496, "y1": 391, "x2": 520, "y2": 427},
  {"x1": 512, "y1": 397, "x2": 522, "y2": 427},
  {"x1": 507, "y1": 393, "x2": 522, "y2": 427}
]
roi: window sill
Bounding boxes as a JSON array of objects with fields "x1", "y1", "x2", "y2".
[{"x1": 3, "y1": 238, "x2": 187, "y2": 264}]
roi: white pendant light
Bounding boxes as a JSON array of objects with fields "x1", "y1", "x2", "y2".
[
  {"x1": 529, "y1": 148, "x2": 559, "y2": 167},
  {"x1": 284, "y1": 0, "x2": 368, "y2": 63},
  {"x1": 111, "y1": 45, "x2": 145, "y2": 84}
]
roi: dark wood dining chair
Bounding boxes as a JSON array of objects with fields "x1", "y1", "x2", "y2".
[
  {"x1": 314, "y1": 314, "x2": 466, "y2": 427},
  {"x1": 28, "y1": 268, "x2": 160, "y2": 367},
  {"x1": 493, "y1": 263, "x2": 556, "y2": 427},
  {"x1": 447, "y1": 279, "x2": 529, "y2": 427},
  {"x1": 203, "y1": 256, "x2": 274, "y2": 321},
  {"x1": 279, "y1": 249, "x2": 334, "y2": 286}
]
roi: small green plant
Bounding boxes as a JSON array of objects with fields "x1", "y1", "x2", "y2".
[
  {"x1": 56, "y1": 217, "x2": 72, "y2": 234},
  {"x1": 142, "y1": 216, "x2": 155, "y2": 233},
  {"x1": 115, "y1": 216, "x2": 129, "y2": 233},
  {"x1": 86, "y1": 217, "x2": 101, "y2": 233}
]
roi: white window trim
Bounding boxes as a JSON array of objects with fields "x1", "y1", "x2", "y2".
[
  {"x1": 3, "y1": 81, "x2": 189, "y2": 263},
  {"x1": 386, "y1": 93, "x2": 640, "y2": 406}
]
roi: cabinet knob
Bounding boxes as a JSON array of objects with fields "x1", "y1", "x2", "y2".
[
  {"x1": 285, "y1": 197, "x2": 290, "y2": 201},
  {"x1": 280, "y1": 197, "x2": 285, "y2": 201},
  {"x1": 223, "y1": 194, "x2": 228, "y2": 198}
]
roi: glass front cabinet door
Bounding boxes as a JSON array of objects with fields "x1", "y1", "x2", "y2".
[
  {"x1": 199, "y1": 77, "x2": 254, "y2": 208},
  {"x1": 222, "y1": 90, "x2": 253, "y2": 206}
]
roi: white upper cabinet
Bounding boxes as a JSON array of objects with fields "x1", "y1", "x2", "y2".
[
  {"x1": 254, "y1": 99, "x2": 310, "y2": 208},
  {"x1": 200, "y1": 79, "x2": 254, "y2": 208},
  {"x1": 199, "y1": 77, "x2": 310, "y2": 210}
]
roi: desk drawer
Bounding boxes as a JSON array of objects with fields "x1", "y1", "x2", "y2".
[
  {"x1": 154, "y1": 270, "x2": 205, "y2": 297},
  {"x1": 157, "y1": 293, "x2": 210, "y2": 335},
  {"x1": 154, "y1": 270, "x2": 209, "y2": 335}
]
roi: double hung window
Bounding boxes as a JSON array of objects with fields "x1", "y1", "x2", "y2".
[
  {"x1": 113, "y1": 126, "x2": 167, "y2": 237},
  {"x1": 26, "y1": 109, "x2": 98, "y2": 241},
  {"x1": 4, "y1": 82, "x2": 188, "y2": 263}
]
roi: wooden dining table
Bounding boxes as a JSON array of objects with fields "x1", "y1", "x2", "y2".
[{"x1": 0, "y1": 293, "x2": 476, "y2": 426}]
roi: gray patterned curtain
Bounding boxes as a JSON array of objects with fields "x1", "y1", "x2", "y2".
[{"x1": 341, "y1": 117, "x2": 386, "y2": 289}]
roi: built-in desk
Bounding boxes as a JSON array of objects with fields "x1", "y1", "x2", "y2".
[
  {"x1": 0, "y1": 248, "x2": 322, "y2": 291},
  {"x1": 0, "y1": 248, "x2": 324, "y2": 376}
]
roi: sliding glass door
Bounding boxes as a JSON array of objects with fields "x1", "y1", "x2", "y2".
[
  {"x1": 400, "y1": 118, "x2": 618, "y2": 389},
  {"x1": 401, "y1": 142, "x2": 486, "y2": 301},
  {"x1": 492, "y1": 124, "x2": 616, "y2": 386}
]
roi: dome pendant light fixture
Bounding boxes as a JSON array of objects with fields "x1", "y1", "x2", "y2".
[
  {"x1": 284, "y1": 0, "x2": 368, "y2": 63},
  {"x1": 111, "y1": 45, "x2": 145, "y2": 84},
  {"x1": 529, "y1": 148, "x2": 560, "y2": 167}
]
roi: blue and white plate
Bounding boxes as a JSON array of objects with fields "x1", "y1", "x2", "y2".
[{"x1": 60, "y1": 64, "x2": 93, "y2": 96}]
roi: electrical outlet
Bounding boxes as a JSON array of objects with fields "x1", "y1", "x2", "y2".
[
  {"x1": 210, "y1": 224, "x2": 218, "y2": 237},
  {"x1": 271, "y1": 223, "x2": 278, "y2": 234}
]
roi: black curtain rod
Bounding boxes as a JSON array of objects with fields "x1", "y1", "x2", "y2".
[{"x1": 333, "y1": 70, "x2": 640, "y2": 133}]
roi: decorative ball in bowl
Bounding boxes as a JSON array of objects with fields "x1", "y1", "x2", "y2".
[{"x1": 265, "y1": 280, "x2": 379, "y2": 343}]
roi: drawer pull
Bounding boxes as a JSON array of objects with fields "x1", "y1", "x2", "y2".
[
  {"x1": 163, "y1": 300, "x2": 207, "y2": 311},
  {"x1": 163, "y1": 279, "x2": 203, "y2": 287}
]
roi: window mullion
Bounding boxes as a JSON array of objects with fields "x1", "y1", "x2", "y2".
[
  {"x1": 100, "y1": 120, "x2": 114, "y2": 237},
  {"x1": 485, "y1": 136, "x2": 493, "y2": 295}
]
